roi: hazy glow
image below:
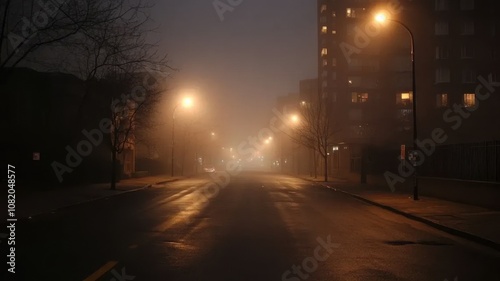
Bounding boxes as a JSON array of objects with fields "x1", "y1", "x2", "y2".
[
  {"x1": 375, "y1": 13, "x2": 387, "y2": 23},
  {"x1": 182, "y1": 97, "x2": 193, "y2": 108}
]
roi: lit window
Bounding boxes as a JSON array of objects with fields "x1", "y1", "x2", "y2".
[
  {"x1": 352, "y1": 92, "x2": 368, "y2": 103},
  {"x1": 463, "y1": 93, "x2": 476, "y2": 107},
  {"x1": 321, "y1": 26, "x2": 328, "y2": 34},
  {"x1": 396, "y1": 92, "x2": 413, "y2": 105},
  {"x1": 346, "y1": 8, "x2": 353, "y2": 18},
  {"x1": 461, "y1": 45, "x2": 474, "y2": 58},
  {"x1": 435, "y1": 68, "x2": 450, "y2": 83},
  {"x1": 435, "y1": 21, "x2": 449, "y2": 35},
  {"x1": 332, "y1": 10, "x2": 336, "y2": 17},
  {"x1": 436, "y1": 93, "x2": 448, "y2": 107},
  {"x1": 321, "y1": 4, "x2": 327, "y2": 13},
  {"x1": 460, "y1": 0, "x2": 474, "y2": 10},
  {"x1": 435, "y1": 0, "x2": 449, "y2": 11},
  {"x1": 462, "y1": 69, "x2": 476, "y2": 83},
  {"x1": 461, "y1": 21, "x2": 474, "y2": 35},
  {"x1": 331, "y1": 29, "x2": 336, "y2": 34},
  {"x1": 345, "y1": 8, "x2": 364, "y2": 18},
  {"x1": 322, "y1": 59, "x2": 328, "y2": 66},
  {"x1": 321, "y1": 48, "x2": 328, "y2": 56}
]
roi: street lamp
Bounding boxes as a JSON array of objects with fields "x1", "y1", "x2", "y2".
[
  {"x1": 375, "y1": 13, "x2": 419, "y2": 200},
  {"x1": 171, "y1": 97, "x2": 193, "y2": 177}
]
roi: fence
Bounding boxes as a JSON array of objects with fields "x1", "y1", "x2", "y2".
[{"x1": 419, "y1": 141, "x2": 500, "y2": 182}]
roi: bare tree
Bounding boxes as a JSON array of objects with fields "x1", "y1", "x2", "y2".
[
  {"x1": 0, "y1": 0, "x2": 142, "y2": 82},
  {"x1": 59, "y1": 0, "x2": 172, "y2": 189},
  {"x1": 1, "y1": 0, "x2": 173, "y2": 188},
  {"x1": 105, "y1": 68, "x2": 170, "y2": 190},
  {"x1": 289, "y1": 97, "x2": 337, "y2": 182},
  {"x1": 63, "y1": 1, "x2": 170, "y2": 125},
  {"x1": 51, "y1": 0, "x2": 172, "y2": 189}
]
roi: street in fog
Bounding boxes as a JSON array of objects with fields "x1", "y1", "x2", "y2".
[{"x1": 10, "y1": 173, "x2": 499, "y2": 280}]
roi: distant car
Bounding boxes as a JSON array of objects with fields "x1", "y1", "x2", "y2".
[{"x1": 203, "y1": 166, "x2": 215, "y2": 173}]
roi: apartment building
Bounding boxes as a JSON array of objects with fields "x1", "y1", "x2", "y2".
[{"x1": 317, "y1": 0, "x2": 499, "y2": 181}]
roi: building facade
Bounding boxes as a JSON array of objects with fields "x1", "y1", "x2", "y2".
[{"x1": 317, "y1": 0, "x2": 499, "y2": 181}]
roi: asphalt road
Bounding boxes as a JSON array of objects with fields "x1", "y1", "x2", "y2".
[{"x1": 7, "y1": 172, "x2": 500, "y2": 280}]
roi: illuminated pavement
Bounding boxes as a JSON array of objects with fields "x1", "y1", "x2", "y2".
[{"x1": 11, "y1": 172, "x2": 500, "y2": 280}]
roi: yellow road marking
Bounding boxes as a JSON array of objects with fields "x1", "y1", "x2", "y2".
[{"x1": 83, "y1": 260, "x2": 118, "y2": 281}]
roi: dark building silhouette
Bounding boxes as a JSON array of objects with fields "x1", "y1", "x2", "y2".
[
  {"x1": 0, "y1": 68, "x2": 139, "y2": 185},
  {"x1": 317, "y1": 0, "x2": 499, "y2": 182}
]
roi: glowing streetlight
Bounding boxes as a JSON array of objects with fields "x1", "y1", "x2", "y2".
[
  {"x1": 171, "y1": 96, "x2": 195, "y2": 177},
  {"x1": 182, "y1": 97, "x2": 193, "y2": 108},
  {"x1": 290, "y1": 114, "x2": 300, "y2": 124},
  {"x1": 375, "y1": 12, "x2": 418, "y2": 200},
  {"x1": 374, "y1": 13, "x2": 387, "y2": 23}
]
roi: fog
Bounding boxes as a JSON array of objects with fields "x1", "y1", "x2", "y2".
[{"x1": 151, "y1": 0, "x2": 317, "y2": 144}]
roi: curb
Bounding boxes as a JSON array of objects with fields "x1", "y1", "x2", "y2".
[
  {"x1": 312, "y1": 181, "x2": 500, "y2": 252},
  {"x1": 23, "y1": 177, "x2": 181, "y2": 220}
]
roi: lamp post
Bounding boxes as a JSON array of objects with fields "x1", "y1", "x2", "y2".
[
  {"x1": 171, "y1": 97, "x2": 193, "y2": 177},
  {"x1": 376, "y1": 14, "x2": 418, "y2": 200}
]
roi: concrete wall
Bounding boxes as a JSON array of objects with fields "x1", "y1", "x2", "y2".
[
  {"x1": 363, "y1": 174, "x2": 500, "y2": 210},
  {"x1": 418, "y1": 177, "x2": 500, "y2": 210}
]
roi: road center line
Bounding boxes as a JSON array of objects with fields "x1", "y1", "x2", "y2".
[{"x1": 83, "y1": 260, "x2": 118, "y2": 281}]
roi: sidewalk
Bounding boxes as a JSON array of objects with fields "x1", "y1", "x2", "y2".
[
  {"x1": 8, "y1": 175, "x2": 181, "y2": 221},
  {"x1": 301, "y1": 175, "x2": 500, "y2": 252}
]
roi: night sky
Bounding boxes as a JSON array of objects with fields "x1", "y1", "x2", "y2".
[{"x1": 150, "y1": 0, "x2": 317, "y2": 144}]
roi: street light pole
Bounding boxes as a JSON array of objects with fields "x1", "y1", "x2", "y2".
[
  {"x1": 377, "y1": 16, "x2": 418, "y2": 200},
  {"x1": 171, "y1": 104, "x2": 179, "y2": 177},
  {"x1": 170, "y1": 97, "x2": 193, "y2": 177}
]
